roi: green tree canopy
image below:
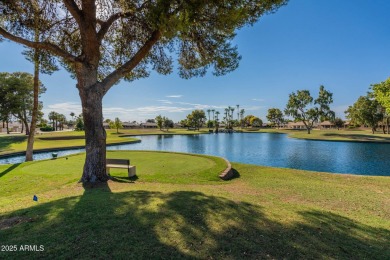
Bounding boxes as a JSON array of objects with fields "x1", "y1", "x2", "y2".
[
  {"x1": 163, "y1": 117, "x2": 174, "y2": 131},
  {"x1": 332, "y1": 117, "x2": 344, "y2": 130},
  {"x1": 0, "y1": 0, "x2": 288, "y2": 183},
  {"x1": 250, "y1": 117, "x2": 262, "y2": 127},
  {"x1": 186, "y1": 110, "x2": 206, "y2": 130},
  {"x1": 155, "y1": 115, "x2": 163, "y2": 130},
  {"x1": 109, "y1": 117, "x2": 122, "y2": 134},
  {"x1": 266, "y1": 108, "x2": 284, "y2": 128},
  {"x1": 372, "y1": 77, "x2": 390, "y2": 114},
  {"x1": 0, "y1": 72, "x2": 46, "y2": 134},
  {"x1": 345, "y1": 95, "x2": 383, "y2": 134},
  {"x1": 285, "y1": 85, "x2": 334, "y2": 134}
]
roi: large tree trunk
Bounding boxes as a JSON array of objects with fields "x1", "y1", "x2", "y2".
[
  {"x1": 307, "y1": 127, "x2": 311, "y2": 134},
  {"x1": 6, "y1": 119, "x2": 9, "y2": 134},
  {"x1": 22, "y1": 118, "x2": 30, "y2": 136},
  {"x1": 78, "y1": 81, "x2": 108, "y2": 183},
  {"x1": 21, "y1": 109, "x2": 30, "y2": 135},
  {"x1": 26, "y1": 48, "x2": 40, "y2": 161}
]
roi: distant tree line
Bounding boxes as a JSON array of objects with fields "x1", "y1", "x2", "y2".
[{"x1": 0, "y1": 72, "x2": 46, "y2": 134}]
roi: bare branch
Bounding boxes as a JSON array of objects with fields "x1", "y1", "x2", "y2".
[
  {"x1": 101, "y1": 30, "x2": 161, "y2": 93},
  {"x1": 62, "y1": 0, "x2": 83, "y2": 26},
  {"x1": 0, "y1": 27, "x2": 78, "y2": 63}
]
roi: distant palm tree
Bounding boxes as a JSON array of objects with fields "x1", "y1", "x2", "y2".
[
  {"x1": 70, "y1": 112, "x2": 75, "y2": 129},
  {"x1": 236, "y1": 105, "x2": 239, "y2": 122},
  {"x1": 206, "y1": 109, "x2": 211, "y2": 129},
  {"x1": 215, "y1": 111, "x2": 220, "y2": 133},
  {"x1": 211, "y1": 109, "x2": 215, "y2": 121},
  {"x1": 70, "y1": 112, "x2": 75, "y2": 120},
  {"x1": 240, "y1": 109, "x2": 245, "y2": 128},
  {"x1": 48, "y1": 111, "x2": 57, "y2": 130},
  {"x1": 230, "y1": 107, "x2": 235, "y2": 129},
  {"x1": 58, "y1": 114, "x2": 66, "y2": 130},
  {"x1": 224, "y1": 108, "x2": 229, "y2": 127}
]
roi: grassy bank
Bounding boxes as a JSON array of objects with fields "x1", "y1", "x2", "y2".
[
  {"x1": 0, "y1": 151, "x2": 389, "y2": 259},
  {"x1": 243, "y1": 128, "x2": 390, "y2": 143}
]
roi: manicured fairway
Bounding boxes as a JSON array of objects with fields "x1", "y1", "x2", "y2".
[{"x1": 0, "y1": 151, "x2": 389, "y2": 259}]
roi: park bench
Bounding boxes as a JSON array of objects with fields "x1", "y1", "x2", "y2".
[{"x1": 106, "y1": 158, "x2": 136, "y2": 177}]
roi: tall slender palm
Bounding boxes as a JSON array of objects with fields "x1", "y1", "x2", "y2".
[
  {"x1": 207, "y1": 109, "x2": 211, "y2": 122},
  {"x1": 48, "y1": 111, "x2": 57, "y2": 130},
  {"x1": 70, "y1": 112, "x2": 75, "y2": 130},
  {"x1": 211, "y1": 109, "x2": 215, "y2": 121},
  {"x1": 215, "y1": 111, "x2": 220, "y2": 133},
  {"x1": 236, "y1": 105, "x2": 239, "y2": 122},
  {"x1": 70, "y1": 112, "x2": 75, "y2": 121},
  {"x1": 230, "y1": 107, "x2": 235, "y2": 128},
  {"x1": 206, "y1": 109, "x2": 211, "y2": 129},
  {"x1": 224, "y1": 108, "x2": 229, "y2": 127},
  {"x1": 240, "y1": 109, "x2": 245, "y2": 128}
]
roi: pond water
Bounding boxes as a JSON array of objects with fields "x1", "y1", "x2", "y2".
[{"x1": 1, "y1": 133, "x2": 389, "y2": 176}]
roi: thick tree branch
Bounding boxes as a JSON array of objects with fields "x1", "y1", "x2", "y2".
[
  {"x1": 97, "y1": 2, "x2": 152, "y2": 43},
  {"x1": 101, "y1": 30, "x2": 161, "y2": 93},
  {"x1": 0, "y1": 27, "x2": 78, "y2": 63},
  {"x1": 62, "y1": 0, "x2": 83, "y2": 26},
  {"x1": 97, "y1": 12, "x2": 136, "y2": 43},
  {"x1": 97, "y1": 12, "x2": 125, "y2": 43}
]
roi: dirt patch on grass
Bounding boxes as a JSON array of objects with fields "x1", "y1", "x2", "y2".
[
  {"x1": 0, "y1": 216, "x2": 33, "y2": 230},
  {"x1": 38, "y1": 136, "x2": 85, "y2": 141}
]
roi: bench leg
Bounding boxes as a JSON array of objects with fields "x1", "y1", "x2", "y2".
[{"x1": 128, "y1": 166, "x2": 136, "y2": 177}]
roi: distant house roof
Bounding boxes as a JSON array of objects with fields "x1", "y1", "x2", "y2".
[
  {"x1": 141, "y1": 122, "x2": 157, "y2": 126},
  {"x1": 320, "y1": 121, "x2": 334, "y2": 126},
  {"x1": 288, "y1": 121, "x2": 306, "y2": 126},
  {"x1": 288, "y1": 121, "x2": 320, "y2": 127},
  {"x1": 122, "y1": 122, "x2": 139, "y2": 126}
]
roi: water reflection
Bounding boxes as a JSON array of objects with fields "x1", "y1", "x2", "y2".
[{"x1": 1, "y1": 133, "x2": 390, "y2": 176}]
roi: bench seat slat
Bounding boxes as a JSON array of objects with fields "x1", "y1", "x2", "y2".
[{"x1": 106, "y1": 164, "x2": 130, "y2": 168}]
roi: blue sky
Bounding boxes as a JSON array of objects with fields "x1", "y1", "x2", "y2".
[{"x1": 1, "y1": 0, "x2": 390, "y2": 122}]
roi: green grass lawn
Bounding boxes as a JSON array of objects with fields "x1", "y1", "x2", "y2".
[{"x1": 0, "y1": 151, "x2": 389, "y2": 259}]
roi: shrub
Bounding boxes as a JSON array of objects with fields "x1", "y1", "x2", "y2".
[{"x1": 40, "y1": 126, "x2": 54, "y2": 132}]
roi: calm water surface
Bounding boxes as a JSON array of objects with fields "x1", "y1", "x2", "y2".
[{"x1": 1, "y1": 133, "x2": 389, "y2": 176}]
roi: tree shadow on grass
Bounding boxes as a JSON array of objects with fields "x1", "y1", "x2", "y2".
[
  {"x1": 230, "y1": 168, "x2": 241, "y2": 179},
  {"x1": 0, "y1": 187, "x2": 389, "y2": 259},
  {"x1": 108, "y1": 175, "x2": 138, "y2": 183},
  {"x1": 0, "y1": 163, "x2": 21, "y2": 178},
  {"x1": 0, "y1": 135, "x2": 27, "y2": 152}
]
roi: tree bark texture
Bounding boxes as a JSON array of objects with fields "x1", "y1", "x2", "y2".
[{"x1": 78, "y1": 69, "x2": 108, "y2": 183}]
